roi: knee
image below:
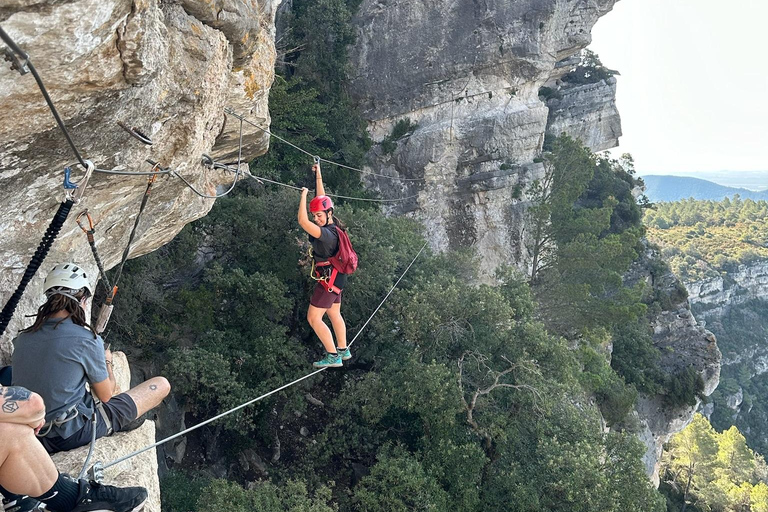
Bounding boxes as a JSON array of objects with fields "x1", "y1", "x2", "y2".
[
  {"x1": 150, "y1": 376, "x2": 171, "y2": 398},
  {"x1": 0, "y1": 422, "x2": 33, "y2": 449}
]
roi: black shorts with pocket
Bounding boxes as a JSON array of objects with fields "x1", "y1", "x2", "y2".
[{"x1": 40, "y1": 393, "x2": 138, "y2": 454}]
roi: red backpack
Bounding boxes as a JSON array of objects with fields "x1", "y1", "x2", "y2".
[{"x1": 328, "y1": 226, "x2": 358, "y2": 275}]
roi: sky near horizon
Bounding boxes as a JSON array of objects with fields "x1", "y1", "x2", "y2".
[{"x1": 589, "y1": 0, "x2": 768, "y2": 176}]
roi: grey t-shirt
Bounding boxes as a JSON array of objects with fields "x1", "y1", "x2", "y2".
[{"x1": 12, "y1": 318, "x2": 108, "y2": 439}]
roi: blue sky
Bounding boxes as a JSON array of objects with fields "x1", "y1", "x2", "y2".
[{"x1": 590, "y1": 0, "x2": 768, "y2": 178}]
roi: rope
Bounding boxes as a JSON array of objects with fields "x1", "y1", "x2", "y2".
[
  {"x1": 206, "y1": 157, "x2": 420, "y2": 204},
  {"x1": 224, "y1": 108, "x2": 425, "y2": 183},
  {"x1": 0, "y1": 199, "x2": 74, "y2": 336},
  {"x1": 95, "y1": 240, "x2": 429, "y2": 473},
  {"x1": 0, "y1": 26, "x2": 87, "y2": 170},
  {"x1": 76, "y1": 211, "x2": 113, "y2": 294},
  {"x1": 110, "y1": 172, "x2": 159, "y2": 294}
]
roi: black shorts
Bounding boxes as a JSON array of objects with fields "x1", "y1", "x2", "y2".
[
  {"x1": 310, "y1": 283, "x2": 342, "y2": 309},
  {"x1": 40, "y1": 393, "x2": 138, "y2": 454}
]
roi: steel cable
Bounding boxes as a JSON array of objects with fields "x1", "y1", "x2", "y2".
[
  {"x1": 224, "y1": 108, "x2": 425, "y2": 183},
  {"x1": 94, "y1": 241, "x2": 428, "y2": 475}
]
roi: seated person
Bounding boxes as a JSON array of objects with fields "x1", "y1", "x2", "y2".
[
  {"x1": 0, "y1": 385, "x2": 148, "y2": 512},
  {"x1": 11, "y1": 263, "x2": 171, "y2": 454}
]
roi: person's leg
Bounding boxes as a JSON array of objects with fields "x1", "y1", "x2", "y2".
[
  {"x1": 124, "y1": 377, "x2": 171, "y2": 419},
  {"x1": 0, "y1": 423, "x2": 148, "y2": 512},
  {"x1": 0, "y1": 423, "x2": 57, "y2": 497},
  {"x1": 307, "y1": 305, "x2": 336, "y2": 353},
  {"x1": 326, "y1": 302, "x2": 347, "y2": 350}
]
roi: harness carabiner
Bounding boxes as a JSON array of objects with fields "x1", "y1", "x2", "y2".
[{"x1": 64, "y1": 160, "x2": 95, "y2": 204}]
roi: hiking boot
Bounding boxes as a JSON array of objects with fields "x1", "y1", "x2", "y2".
[
  {"x1": 312, "y1": 352, "x2": 342, "y2": 368},
  {"x1": 2, "y1": 497, "x2": 45, "y2": 512},
  {"x1": 337, "y1": 347, "x2": 351, "y2": 361},
  {"x1": 71, "y1": 480, "x2": 147, "y2": 512}
]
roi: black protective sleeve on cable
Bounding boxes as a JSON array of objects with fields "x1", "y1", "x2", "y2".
[{"x1": 0, "y1": 199, "x2": 74, "y2": 336}]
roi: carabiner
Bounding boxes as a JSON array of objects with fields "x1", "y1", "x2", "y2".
[
  {"x1": 64, "y1": 160, "x2": 95, "y2": 204},
  {"x1": 75, "y1": 210, "x2": 95, "y2": 234}
]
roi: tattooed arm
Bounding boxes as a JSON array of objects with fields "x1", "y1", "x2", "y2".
[{"x1": 0, "y1": 386, "x2": 46, "y2": 429}]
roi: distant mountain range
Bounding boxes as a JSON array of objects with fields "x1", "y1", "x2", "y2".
[{"x1": 640, "y1": 175, "x2": 768, "y2": 202}]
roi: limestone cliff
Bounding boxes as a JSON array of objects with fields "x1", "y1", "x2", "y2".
[
  {"x1": 683, "y1": 260, "x2": 768, "y2": 451},
  {"x1": 0, "y1": 0, "x2": 280, "y2": 360},
  {"x1": 620, "y1": 245, "x2": 721, "y2": 485},
  {"x1": 348, "y1": 0, "x2": 619, "y2": 276},
  {"x1": 345, "y1": 0, "x2": 719, "y2": 485}
]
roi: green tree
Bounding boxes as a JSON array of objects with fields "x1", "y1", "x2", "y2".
[
  {"x1": 526, "y1": 134, "x2": 596, "y2": 282},
  {"x1": 662, "y1": 414, "x2": 721, "y2": 512}
]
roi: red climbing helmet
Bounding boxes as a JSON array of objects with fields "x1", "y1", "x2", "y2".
[{"x1": 309, "y1": 195, "x2": 334, "y2": 213}]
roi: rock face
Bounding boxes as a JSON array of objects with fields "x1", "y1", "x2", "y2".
[
  {"x1": 545, "y1": 76, "x2": 622, "y2": 151},
  {"x1": 688, "y1": 261, "x2": 768, "y2": 316},
  {"x1": 0, "y1": 0, "x2": 280, "y2": 359},
  {"x1": 625, "y1": 247, "x2": 721, "y2": 486},
  {"x1": 684, "y1": 260, "x2": 768, "y2": 449},
  {"x1": 348, "y1": 0, "x2": 619, "y2": 276}
]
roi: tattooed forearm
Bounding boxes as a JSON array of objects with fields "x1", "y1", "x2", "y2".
[{"x1": 1, "y1": 386, "x2": 32, "y2": 414}]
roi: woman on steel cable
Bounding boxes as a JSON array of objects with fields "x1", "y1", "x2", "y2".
[{"x1": 297, "y1": 162, "x2": 351, "y2": 368}]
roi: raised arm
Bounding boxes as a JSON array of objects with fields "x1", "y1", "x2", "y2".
[
  {"x1": 0, "y1": 386, "x2": 45, "y2": 430},
  {"x1": 299, "y1": 188, "x2": 322, "y2": 238},
  {"x1": 313, "y1": 162, "x2": 326, "y2": 196}
]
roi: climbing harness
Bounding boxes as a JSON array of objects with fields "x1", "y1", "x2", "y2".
[
  {"x1": 310, "y1": 254, "x2": 342, "y2": 294},
  {"x1": 35, "y1": 405, "x2": 79, "y2": 438},
  {"x1": 87, "y1": 241, "x2": 429, "y2": 482}
]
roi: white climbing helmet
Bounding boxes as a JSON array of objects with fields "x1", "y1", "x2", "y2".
[{"x1": 43, "y1": 263, "x2": 93, "y2": 297}]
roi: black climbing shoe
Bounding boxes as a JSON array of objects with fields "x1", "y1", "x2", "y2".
[
  {"x1": 70, "y1": 480, "x2": 147, "y2": 512},
  {"x1": 2, "y1": 497, "x2": 45, "y2": 512}
]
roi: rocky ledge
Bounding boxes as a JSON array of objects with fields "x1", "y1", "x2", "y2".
[{"x1": 51, "y1": 352, "x2": 161, "y2": 512}]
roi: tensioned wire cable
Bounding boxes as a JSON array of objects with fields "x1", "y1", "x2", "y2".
[
  {"x1": 205, "y1": 157, "x2": 420, "y2": 204},
  {"x1": 224, "y1": 108, "x2": 425, "y2": 183},
  {"x1": 95, "y1": 240, "x2": 429, "y2": 474}
]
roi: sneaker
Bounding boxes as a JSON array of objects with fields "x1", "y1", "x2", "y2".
[
  {"x1": 71, "y1": 480, "x2": 147, "y2": 512},
  {"x1": 312, "y1": 352, "x2": 342, "y2": 368},
  {"x1": 3, "y1": 497, "x2": 45, "y2": 512},
  {"x1": 337, "y1": 347, "x2": 352, "y2": 361}
]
